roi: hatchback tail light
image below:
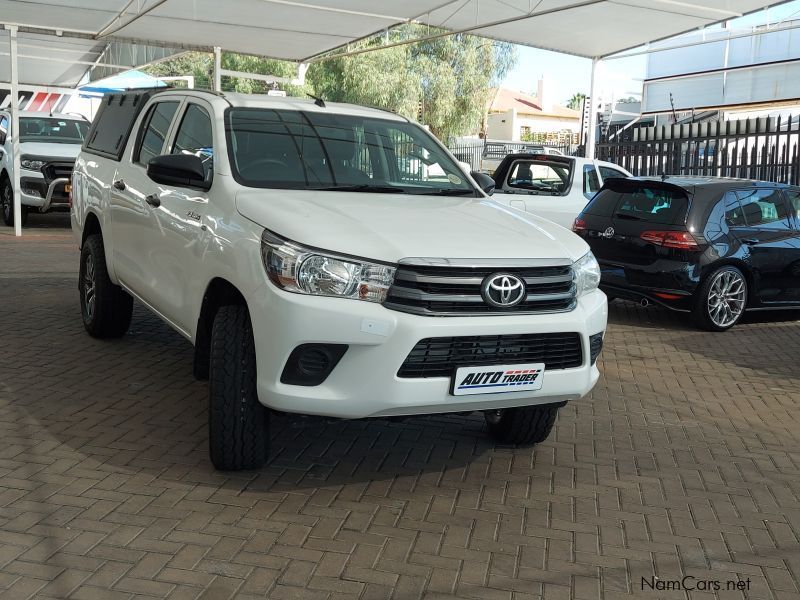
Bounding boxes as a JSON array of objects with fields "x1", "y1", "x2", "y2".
[
  {"x1": 640, "y1": 230, "x2": 700, "y2": 250},
  {"x1": 572, "y1": 217, "x2": 587, "y2": 233}
]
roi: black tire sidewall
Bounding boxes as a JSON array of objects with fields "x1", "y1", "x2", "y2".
[
  {"x1": 485, "y1": 404, "x2": 560, "y2": 445},
  {"x1": 78, "y1": 234, "x2": 133, "y2": 338},
  {"x1": 208, "y1": 304, "x2": 269, "y2": 471}
]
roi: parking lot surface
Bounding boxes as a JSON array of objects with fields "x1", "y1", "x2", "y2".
[{"x1": 0, "y1": 217, "x2": 799, "y2": 600}]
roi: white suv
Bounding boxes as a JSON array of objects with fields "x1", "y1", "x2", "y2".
[
  {"x1": 71, "y1": 90, "x2": 607, "y2": 471},
  {"x1": 0, "y1": 110, "x2": 89, "y2": 226}
]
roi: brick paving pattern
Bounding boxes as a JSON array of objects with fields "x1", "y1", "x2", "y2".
[{"x1": 0, "y1": 216, "x2": 798, "y2": 599}]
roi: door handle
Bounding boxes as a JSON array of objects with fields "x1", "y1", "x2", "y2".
[
  {"x1": 145, "y1": 194, "x2": 161, "y2": 208},
  {"x1": 742, "y1": 238, "x2": 759, "y2": 246},
  {"x1": 112, "y1": 179, "x2": 126, "y2": 191}
]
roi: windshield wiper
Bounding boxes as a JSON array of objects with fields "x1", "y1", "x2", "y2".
[
  {"x1": 312, "y1": 184, "x2": 405, "y2": 193},
  {"x1": 420, "y1": 188, "x2": 477, "y2": 196}
]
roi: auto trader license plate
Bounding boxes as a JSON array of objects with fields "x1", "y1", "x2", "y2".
[{"x1": 452, "y1": 363, "x2": 545, "y2": 396}]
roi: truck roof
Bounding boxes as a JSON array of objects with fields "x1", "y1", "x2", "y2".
[{"x1": 220, "y1": 92, "x2": 408, "y2": 121}]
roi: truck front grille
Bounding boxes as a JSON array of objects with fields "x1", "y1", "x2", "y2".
[
  {"x1": 383, "y1": 263, "x2": 576, "y2": 316},
  {"x1": 42, "y1": 161, "x2": 75, "y2": 184},
  {"x1": 397, "y1": 333, "x2": 583, "y2": 378}
]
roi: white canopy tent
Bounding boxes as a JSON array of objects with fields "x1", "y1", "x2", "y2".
[{"x1": 0, "y1": 0, "x2": 790, "y2": 235}]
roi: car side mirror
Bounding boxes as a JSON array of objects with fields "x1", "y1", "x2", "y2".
[
  {"x1": 147, "y1": 154, "x2": 209, "y2": 191},
  {"x1": 471, "y1": 171, "x2": 495, "y2": 196},
  {"x1": 0, "y1": 131, "x2": 7, "y2": 145}
]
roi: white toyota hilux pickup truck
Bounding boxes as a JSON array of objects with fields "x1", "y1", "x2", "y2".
[
  {"x1": 71, "y1": 89, "x2": 607, "y2": 471},
  {"x1": 1, "y1": 110, "x2": 89, "y2": 227}
]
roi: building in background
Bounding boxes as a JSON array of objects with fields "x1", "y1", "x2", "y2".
[
  {"x1": 485, "y1": 79, "x2": 580, "y2": 144},
  {"x1": 642, "y1": 18, "x2": 800, "y2": 124}
]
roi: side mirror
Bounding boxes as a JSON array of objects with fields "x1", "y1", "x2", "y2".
[
  {"x1": 0, "y1": 131, "x2": 7, "y2": 145},
  {"x1": 471, "y1": 171, "x2": 495, "y2": 196},
  {"x1": 147, "y1": 154, "x2": 209, "y2": 190}
]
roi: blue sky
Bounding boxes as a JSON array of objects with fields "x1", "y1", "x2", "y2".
[{"x1": 501, "y1": 0, "x2": 800, "y2": 105}]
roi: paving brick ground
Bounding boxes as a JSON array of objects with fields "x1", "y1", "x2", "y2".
[{"x1": 0, "y1": 215, "x2": 799, "y2": 600}]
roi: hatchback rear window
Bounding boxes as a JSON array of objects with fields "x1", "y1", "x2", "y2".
[
  {"x1": 585, "y1": 183, "x2": 689, "y2": 225},
  {"x1": 616, "y1": 187, "x2": 688, "y2": 224}
]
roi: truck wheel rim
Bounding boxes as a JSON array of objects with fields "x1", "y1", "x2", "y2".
[
  {"x1": 707, "y1": 270, "x2": 745, "y2": 328},
  {"x1": 83, "y1": 255, "x2": 96, "y2": 320},
  {"x1": 1, "y1": 185, "x2": 8, "y2": 219}
]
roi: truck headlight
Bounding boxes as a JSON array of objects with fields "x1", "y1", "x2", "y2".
[
  {"x1": 20, "y1": 157, "x2": 46, "y2": 171},
  {"x1": 261, "y1": 230, "x2": 396, "y2": 303},
  {"x1": 574, "y1": 251, "x2": 601, "y2": 297}
]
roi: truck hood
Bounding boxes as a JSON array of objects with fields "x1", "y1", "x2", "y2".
[
  {"x1": 19, "y1": 142, "x2": 81, "y2": 160},
  {"x1": 235, "y1": 189, "x2": 589, "y2": 264}
]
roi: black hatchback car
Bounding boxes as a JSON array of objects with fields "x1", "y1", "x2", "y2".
[{"x1": 573, "y1": 176, "x2": 800, "y2": 331}]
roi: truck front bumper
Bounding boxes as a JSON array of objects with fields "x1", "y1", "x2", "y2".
[
  {"x1": 249, "y1": 285, "x2": 608, "y2": 419},
  {"x1": 20, "y1": 175, "x2": 70, "y2": 211}
]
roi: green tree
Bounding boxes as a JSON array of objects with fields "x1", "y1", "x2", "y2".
[
  {"x1": 567, "y1": 92, "x2": 586, "y2": 111},
  {"x1": 146, "y1": 26, "x2": 517, "y2": 142},
  {"x1": 309, "y1": 26, "x2": 516, "y2": 141},
  {"x1": 146, "y1": 52, "x2": 213, "y2": 88},
  {"x1": 146, "y1": 52, "x2": 310, "y2": 96}
]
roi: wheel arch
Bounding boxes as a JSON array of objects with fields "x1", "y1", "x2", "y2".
[
  {"x1": 699, "y1": 258, "x2": 755, "y2": 307},
  {"x1": 193, "y1": 277, "x2": 248, "y2": 380},
  {"x1": 81, "y1": 210, "x2": 103, "y2": 247}
]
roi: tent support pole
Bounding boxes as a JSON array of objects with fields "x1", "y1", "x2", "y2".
[
  {"x1": 213, "y1": 46, "x2": 222, "y2": 92},
  {"x1": 8, "y1": 25, "x2": 21, "y2": 237},
  {"x1": 586, "y1": 57, "x2": 600, "y2": 160}
]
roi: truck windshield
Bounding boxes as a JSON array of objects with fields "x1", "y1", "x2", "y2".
[
  {"x1": 19, "y1": 117, "x2": 89, "y2": 144},
  {"x1": 226, "y1": 108, "x2": 477, "y2": 195}
]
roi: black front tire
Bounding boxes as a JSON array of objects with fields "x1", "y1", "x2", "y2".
[
  {"x1": 79, "y1": 234, "x2": 133, "y2": 338},
  {"x1": 208, "y1": 305, "x2": 269, "y2": 471},
  {"x1": 691, "y1": 265, "x2": 748, "y2": 332},
  {"x1": 1, "y1": 178, "x2": 27, "y2": 227},
  {"x1": 484, "y1": 404, "x2": 560, "y2": 445}
]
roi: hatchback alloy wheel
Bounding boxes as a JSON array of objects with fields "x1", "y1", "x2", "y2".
[{"x1": 706, "y1": 269, "x2": 746, "y2": 328}]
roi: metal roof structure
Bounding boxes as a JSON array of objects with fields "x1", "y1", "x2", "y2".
[
  {"x1": 0, "y1": 0, "x2": 792, "y2": 66},
  {"x1": 0, "y1": 0, "x2": 791, "y2": 235}
]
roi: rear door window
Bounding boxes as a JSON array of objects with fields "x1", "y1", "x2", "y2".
[
  {"x1": 135, "y1": 101, "x2": 179, "y2": 167},
  {"x1": 724, "y1": 192, "x2": 746, "y2": 226},
  {"x1": 785, "y1": 189, "x2": 800, "y2": 221},
  {"x1": 735, "y1": 189, "x2": 791, "y2": 229}
]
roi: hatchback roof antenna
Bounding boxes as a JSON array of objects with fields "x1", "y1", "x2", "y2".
[{"x1": 307, "y1": 93, "x2": 326, "y2": 108}]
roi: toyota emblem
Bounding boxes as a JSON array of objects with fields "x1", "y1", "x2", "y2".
[{"x1": 481, "y1": 273, "x2": 526, "y2": 308}]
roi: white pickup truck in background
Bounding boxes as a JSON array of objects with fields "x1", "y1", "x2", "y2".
[
  {"x1": 0, "y1": 110, "x2": 89, "y2": 227},
  {"x1": 490, "y1": 153, "x2": 632, "y2": 229}
]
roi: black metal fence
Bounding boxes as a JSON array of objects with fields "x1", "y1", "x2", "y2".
[
  {"x1": 597, "y1": 116, "x2": 800, "y2": 185},
  {"x1": 447, "y1": 139, "x2": 578, "y2": 171}
]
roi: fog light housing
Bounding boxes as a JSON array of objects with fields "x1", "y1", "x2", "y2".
[
  {"x1": 589, "y1": 332, "x2": 604, "y2": 365},
  {"x1": 280, "y1": 343, "x2": 348, "y2": 386}
]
